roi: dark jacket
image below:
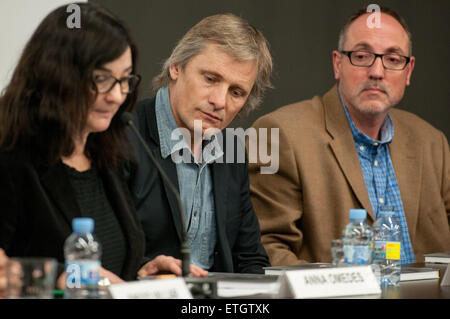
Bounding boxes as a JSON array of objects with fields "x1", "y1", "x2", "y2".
[
  {"x1": 0, "y1": 150, "x2": 145, "y2": 281},
  {"x1": 126, "y1": 97, "x2": 270, "y2": 273}
]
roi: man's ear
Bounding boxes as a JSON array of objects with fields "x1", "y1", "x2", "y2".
[
  {"x1": 169, "y1": 63, "x2": 180, "y2": 81},
  {"x1": 332, "y1": 50, "x2": 342, "y2": 80},
  {"x1": 405, "y1": 56, "x2": 415, "y2": 86}
]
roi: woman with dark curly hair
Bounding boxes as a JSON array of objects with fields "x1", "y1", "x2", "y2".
[{"x1": 0, "y1": 2, "x2": 151, "y2": 288}]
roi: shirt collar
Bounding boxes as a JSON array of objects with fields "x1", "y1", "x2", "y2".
[
  {"x1": 155, "y1": 86, "x2": 183, "y2": 159},
  {"x1": 155, "y1": 87, "x2": 224, "y2": 163},
  {"x1": 338, "y1": 86, "x2": 394, "y2": 146}
]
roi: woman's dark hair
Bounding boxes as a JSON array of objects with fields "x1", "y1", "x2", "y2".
[{"x1": 0, "y1": 2, "x2": 139, "y2": 168}]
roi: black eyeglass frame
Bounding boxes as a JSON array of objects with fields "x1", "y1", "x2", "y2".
[
  {"x1": 340, "y1": 50, "x2": 411, "y2": 70},
  {"x1": 93, "y1": 74, "x2": 141, "y2": 94}
]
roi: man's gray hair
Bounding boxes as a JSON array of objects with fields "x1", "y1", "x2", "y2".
[
  {"x1": 152, "y1": 13, "x2": 273, "y2": 115},
  {"x1": 337, "y1": 6, "x2": 412, "y2": 56}
]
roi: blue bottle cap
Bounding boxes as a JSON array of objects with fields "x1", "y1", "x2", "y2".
[
  {"x1": 72, "y1": 218, "x2": 94, "y2": 233},
  {"x1": 349, "y1": 209, "x2": 367, "y2": 220}
]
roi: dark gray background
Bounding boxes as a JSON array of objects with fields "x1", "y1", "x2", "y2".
[{"x1": 93, "y1": 0, "x2": 449, "y2": 139}]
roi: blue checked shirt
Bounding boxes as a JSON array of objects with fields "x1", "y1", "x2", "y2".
[
  {"x1": 155, "y1": 87, "x2": 223, "y2": 269},
  {"x1": 339, "y1": 89, "x2": 416, "y2": 264}
]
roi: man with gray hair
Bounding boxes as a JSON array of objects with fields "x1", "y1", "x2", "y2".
[
  {"x1": 249, "y1": 6, "x2": 450, "y2": 266},
  {"x1": 127, "y1": 14, "x2": 273, "y2": 276}
]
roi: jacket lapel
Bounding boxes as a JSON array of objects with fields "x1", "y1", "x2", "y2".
[
  {"x1": 39, "y1": 162, "x2": 81, "y2": 226},
  {"x1": 100, "y1": 167, "x2": 143, "y2": 276},
  {"x1": 211, "y1": 161, "x2": 228, "y2": 243},
  {"x1": 101, "y1": 168, "x2": 134, "y2": 244},
  {"x1": 388, "y1": 113, "x2": 421, "y2": 241},
  {"x1": 144, "y1": 101, "x2": 184, "y2": 242},
  {"x1": 159, "y1": 156, "x2": 184, "y2": 241},
  {"x1": 324, "y1": 86, "x2": 375, "y2": 221}
]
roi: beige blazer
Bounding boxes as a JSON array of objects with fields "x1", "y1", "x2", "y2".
[{"x1": 249, "y1": 85, "x2": 450, "y2": 265}]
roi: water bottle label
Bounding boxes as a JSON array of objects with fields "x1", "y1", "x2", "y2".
[
  {"x1": 386, "y1": 242, "x2": 401, "y2": 260},
  {"x1": 373, "y1": 241, "x2": 401, "y2": 260},
  {"x1": 373, "y1": 241, "x2": 386, "y2": 260},
  {"x1": 66, "y1": 261, "x2": 101, "y2": 288},
  {"x1": 343, "y1": 245, "x2": 371, "y2": 264}
]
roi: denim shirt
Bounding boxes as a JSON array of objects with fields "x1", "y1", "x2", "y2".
[
  {"x1": 338, "y1": 87, "x2": 416, "y2": 264},
  {"x1": 155, "y1": 87, "x2": 223, "y2": 269}
]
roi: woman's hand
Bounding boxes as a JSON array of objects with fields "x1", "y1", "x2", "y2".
[{"x1": 138, "y1": 255, "x2": 208, "y2": 278}]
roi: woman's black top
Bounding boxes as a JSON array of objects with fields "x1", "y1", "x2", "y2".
[{"x1": 64, "y1": 164, "x2": 127, "y2": 277}]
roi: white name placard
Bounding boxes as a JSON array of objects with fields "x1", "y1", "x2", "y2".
[
  {"x1": 440, "y1": 264, "x2": 450, "y2": 287},
  {"x1": 107, "y1": 277, "x2": 193, "y2": 299},
  {"x1": 278, "y1": 266, "x2": 381, "y2": 299}
]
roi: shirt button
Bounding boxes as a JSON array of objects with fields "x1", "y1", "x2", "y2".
[
  {"x1": 359, "y1": 145, "x2": 365, "y2": 151},
  {"x1": 374, "y1": 160, "x2": 378, "y2": 166},
  {"x1": 379, "y1": 198, "x2": 384, "y2": 204},
  {"x1": 373, "y1": 142, "x2": 379, "y2": 146},
  {"x1": 193, "y1": 211, "x2": 198, "y2": 217}
]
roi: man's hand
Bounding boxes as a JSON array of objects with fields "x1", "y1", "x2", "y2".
[
  {"x1": 0, "y1": 249, "x2": 8, "y2": 298},
  {"x1": 138, "y1": 255, "x2": 208, "y2": 278}
]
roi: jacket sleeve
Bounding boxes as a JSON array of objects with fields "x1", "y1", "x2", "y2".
[
  {"x1": 440, "y1": 131, "x2": 450, "y2": 229},
  {"x1": 0, "y1": 157, "x2": 21, "y2": 254},
  {"x1": 248, "y1": 115, "x2": 307, "y2": 266},
  {"x1": 232, "y1": 150, "x2": 271, "y2": 274}
]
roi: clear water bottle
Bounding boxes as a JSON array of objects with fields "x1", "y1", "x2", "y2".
[
  {"x1": 64, "y1": 218, "x2": 102, "y2": 299},
  {"x1": 372, "y1": 208, "x2": 402, "y2": 286},
  {"x1": 342, "y1": 209, "x2": 373, "y2": 265}
]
